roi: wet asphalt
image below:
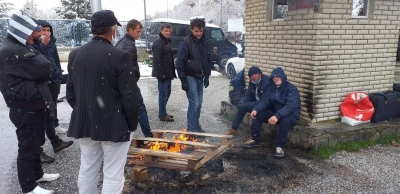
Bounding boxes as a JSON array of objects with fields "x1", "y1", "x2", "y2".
[{"x1": 1, "y1": 71, "x2": 400, "y2": 193}]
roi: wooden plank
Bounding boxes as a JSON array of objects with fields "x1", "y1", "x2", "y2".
[
  {"x1": 193, "y1": 144, "x2": 229, "y2": 170},
  {"x1": 131, "y1": 159, "x2": 200, "y2": 172},
  {"x1": 128, "y1": 148, "x2": 204, "y2": 161},
  {"x1": 152, "y1": 132, "x2": 164, "y2": 138},
  {"x1": 131, "y1": 137, "x2": 219, "y2": 148},
  {"x1": 151, "y1": 129, "x2": 233, "y2": 139},
  {"x1": 145, "y1": 155, "x2": 158, "y2": 163}
]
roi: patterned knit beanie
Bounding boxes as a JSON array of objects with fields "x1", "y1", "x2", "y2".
[{"x1": 7, "y1": 10, "x2": 42, "y2": 45}]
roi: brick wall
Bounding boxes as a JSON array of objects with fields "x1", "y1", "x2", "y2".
[{"x1": 245, "y1": 0, "x2": 400, "y2": 122}]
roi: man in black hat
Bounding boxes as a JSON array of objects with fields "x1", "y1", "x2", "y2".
[
  {"x1": 224, "y1": 66, "x2": 271, "y2": 137},
  {"x1": 66, "y1": 10, "x2": 139, "y2": 193}
]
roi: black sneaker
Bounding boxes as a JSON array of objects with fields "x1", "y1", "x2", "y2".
[
  {"x1": 242, "y1": 140, "x2": 260, "y2": 149},
  {"x1": 40, "y1": 152, "x2": 55, "y2": 164},
  {"x1": 54, "y1": 140, "x2": 74, "y2": 153},
  {"x1": 274, "y1": 147, "x2": 284, "y2": 158}
]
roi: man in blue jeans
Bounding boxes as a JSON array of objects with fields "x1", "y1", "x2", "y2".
[
  {"x1": 116, "y1": 19, "x2": 153, "y2": 137},
  {"x1": 152, "y1": 23, "x2": 177, "y2": 122},
  {"x1": 246, "y1": 67, "x2": 301, "y2": 158},
  {"x1": 224, "y1": 66, "x2": 270, "y2": 136},
  {"x1": 176, "y1": 18, "x2": 213, "y2": 132}
]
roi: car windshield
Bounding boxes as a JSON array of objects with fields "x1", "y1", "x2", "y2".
[{"x1": 209, "y1": 28, "x2": 224, "y2": 41}]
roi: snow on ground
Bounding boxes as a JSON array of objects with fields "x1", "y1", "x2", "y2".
[{"x1": 61, "y1": 62, "x2": 223, "y2": 79}]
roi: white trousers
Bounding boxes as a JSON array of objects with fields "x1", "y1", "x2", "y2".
[{"x1": 78, "y1": 138, "x2": 130, "y2": 194}]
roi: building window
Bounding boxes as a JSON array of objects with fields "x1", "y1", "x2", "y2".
[
  {"x1": 273, "y1": 0, "x2": 288, "y2": 20},
  {"x1": 352, "y1": 0, "x2": 368, "y2": 18}
]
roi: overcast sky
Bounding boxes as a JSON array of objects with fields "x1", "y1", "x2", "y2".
[{"x1": 7, "y1": 0, "x2": 184, "y2": 21}]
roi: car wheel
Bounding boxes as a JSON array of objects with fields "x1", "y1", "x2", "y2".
[
  {"x1": 227, "y1": 63, "x2": 236, "y2": 79},
  {"x1": 218, "y1": 55, "x2": 229, "y2": 69}
]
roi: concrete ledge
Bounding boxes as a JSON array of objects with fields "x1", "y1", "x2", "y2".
[{"x1": 221, "y1": 101, "x2": 400, "y2": 150}]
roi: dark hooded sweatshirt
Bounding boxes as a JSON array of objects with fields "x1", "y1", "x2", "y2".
[
  {"x1": 37, "y1": 20, "x2": 63, "y2": 84},
  {"x1": 253, "y1": 67, "x2": 301, "y2": 120}
]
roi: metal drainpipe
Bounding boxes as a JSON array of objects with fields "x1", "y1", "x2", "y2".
[
  {"x1": 90, "y1": 0, "x2": 102, "y2": 13},
  {"x1": 144, "y1": 0, "x2": 148, "y2": 47}
]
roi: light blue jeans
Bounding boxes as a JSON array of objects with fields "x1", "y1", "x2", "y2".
[{"x1": 185, "y1": 76, "x2": 203, "y2": 131}]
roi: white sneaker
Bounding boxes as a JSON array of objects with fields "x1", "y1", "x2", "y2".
[
  {"x1": 36, "y1": 173, "x2": 60, "y2": 183},
  {"x1": 24, "y1": 186, "x2": 53, "y2": 194},
  {"x1": 274, "y1": 147, "x2": 284, "y2": 158},
  {"x1": 55, "y1": 126, "x2": 68, "y2": 134}
]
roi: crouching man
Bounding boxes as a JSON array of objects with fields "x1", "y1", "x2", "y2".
[
  {"x1": 224, "y1": 66, "x2": 270, "y2": 136},
  {"x1": 245, "y1": 67, "x2": 301, "y2": 158}
]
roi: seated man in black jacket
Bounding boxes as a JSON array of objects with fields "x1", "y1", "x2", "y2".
[
  {"x1": 224, "y1": 66, "x2": 270, "y2": 136},
  {"x1": 246, "y1": 67, "x2": 301, "y2": 158}
]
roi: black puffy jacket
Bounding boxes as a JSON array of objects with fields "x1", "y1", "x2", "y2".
[
  {"x1": 0, "y1": 35, "x2": 54, "y2": 110},
  {"x1": 151, "y1": 33, "x2": 177, "y2": 79}
]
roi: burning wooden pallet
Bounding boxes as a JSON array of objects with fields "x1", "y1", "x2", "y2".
[{"x1": 127, "y1": 129, "x2": 233, "y2": 181}]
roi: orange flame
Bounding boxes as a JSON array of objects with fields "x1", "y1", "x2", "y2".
[{"x1": 133, "y1": 129, "x2": 204, "y2": 160}]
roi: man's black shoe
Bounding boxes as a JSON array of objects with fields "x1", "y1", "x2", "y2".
[
  {"x1": 158, "y1": 114, "x2": 173, "y2": 119},
  {"x1": 54, "y1": 140, "x2": 73, "y2": 153},
  {"x1": 160, "y1": 115, "x2": 174, "y2": 122},
  {"x1": 40, "y1": 152, "x2": 55, "y2": 164},
  {"x1": 242, "y1": 140, "x2": 260, "y2": 149}
]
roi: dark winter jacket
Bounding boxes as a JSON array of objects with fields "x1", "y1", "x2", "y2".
[
  {"x1": 66, "y1": 36, "x2": 139, "y2": 142},
  {"x1": 176, "y1": 33, "x2": 212, "y2": 80},
  {"x1": 0, "y1": 34, "x2": 54, "y2": 110},
  {"x1": 151, "y1": 32, "x2": 177, "y2": 79},
  {"x1": 115, "y1": 33, "x2": 140, "y2": 80},
  {"x1": 241, "y1": 74, "x2": 271, "y2": 103},
  {"x1": 253, "y1": 67, "x2": 301, "y2": 120},
  {"x1": 38, "y1": 20, "x2": 63, "y2": 84}
]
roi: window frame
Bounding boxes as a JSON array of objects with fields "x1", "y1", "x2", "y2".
[
  {"x1": 272, "y1": 0, "x2": 288, "y2": 21},
  {"x1": 351, "y1": 0, "x2": 369, "y2": 19}
]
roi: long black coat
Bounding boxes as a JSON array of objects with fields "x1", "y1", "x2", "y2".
[{"x1": 66, "y1": 37, "x2": 139, "y2": 142}]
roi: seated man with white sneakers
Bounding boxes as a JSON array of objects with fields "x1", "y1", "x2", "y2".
[{"x1": 246, "y1": 67, "x2": 301, "y2": 158}]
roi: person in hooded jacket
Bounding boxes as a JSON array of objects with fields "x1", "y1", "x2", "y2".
[
  {"x1": 151, "y1": 23, "x2": 177, "y2": 122},
  {"x1": 0, "y1": 10, "x2": 60, "y2": 194},
  {"x1": 245, "y1": 67, "x2": 301, "y2": 158},
  {"x1": 224, "y1": 66, "x2": 270, "y2": 136},
  {"x1": 33, "y1": 20, "x2": 73, "y2": 164}
]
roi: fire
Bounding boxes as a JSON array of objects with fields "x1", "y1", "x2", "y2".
[
  {"x1": 138, "y1": 129, "x2": 203, "y2": 157},
  {"x1": 129, "y1": 129, "x2": 207, "y2": 162}
]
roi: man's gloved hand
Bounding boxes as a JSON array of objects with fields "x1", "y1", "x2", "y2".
[
  {"x1": 204, "y1": 76, "x2": 209, "y2": 88},
  {"x1": 181, "y1": 79, "x2": 188, "y2": 91},
  {"x1": 236, "y1": 101, "x2": 246, "y2": 110}
]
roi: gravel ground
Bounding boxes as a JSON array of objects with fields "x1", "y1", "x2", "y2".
[{"x1": 1, "y1": 74, "x2": 400, "y2": 193}]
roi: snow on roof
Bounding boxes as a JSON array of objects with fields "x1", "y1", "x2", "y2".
[{"x1": 150, "y1": 18, "x2": 220, "y2": 28}]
